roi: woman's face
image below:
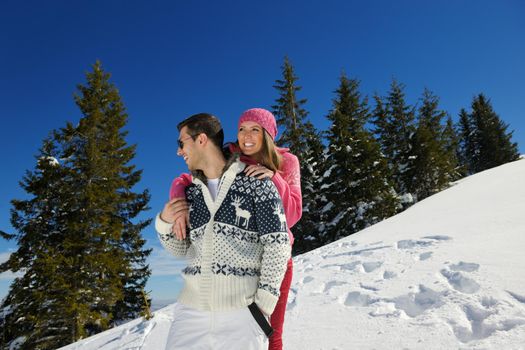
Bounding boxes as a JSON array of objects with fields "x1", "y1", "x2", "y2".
[{"x1": 238, "y1": 121, "x2": 264, "y2": 156}]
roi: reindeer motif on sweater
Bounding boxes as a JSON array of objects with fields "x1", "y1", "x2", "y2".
[
  {"x1": 272, "y1": 202, "x2": 287, "y2": 232},
  {"x1": 231, "y1": 195, "x2": 252, "y2": 228}
]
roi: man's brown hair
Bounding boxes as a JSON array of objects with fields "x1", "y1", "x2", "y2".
[{"x1": 177, "y1": 113, "x2": 224, "y2": 150}]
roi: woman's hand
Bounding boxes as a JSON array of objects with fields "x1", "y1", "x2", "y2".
[
  {"x1": 160, "y1": 197, "x2": 189, "y2": 240},
  {"x1": 172, "y1": 214, "x2": 188, "y2": 240},
  {"x1": 245, "y1": 164, "x2": 275, "y2": 180}
]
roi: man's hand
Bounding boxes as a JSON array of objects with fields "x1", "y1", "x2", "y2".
[
  {"x1": 245, "y1": 164, "x2": 274, "y2": 180},
  {"x1": 160, "y1": 197, "x2": 189, "y2": 240}
]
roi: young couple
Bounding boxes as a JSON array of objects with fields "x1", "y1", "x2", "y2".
[{"x1": 155, "y1": 108, "x2": 302, "y2": 350}]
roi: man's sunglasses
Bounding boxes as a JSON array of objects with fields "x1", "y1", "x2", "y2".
[{"x1": 178, "y1": 135, "x2": 195, "y2": 149}]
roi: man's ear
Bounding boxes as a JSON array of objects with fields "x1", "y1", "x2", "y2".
[{"x1": 197, "y1": 133, "x2": 208, "y2": 146}]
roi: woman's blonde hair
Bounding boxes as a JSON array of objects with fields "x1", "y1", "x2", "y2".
[{"x1": 253, "y1": 130, "x2": 282, "y2": 173}]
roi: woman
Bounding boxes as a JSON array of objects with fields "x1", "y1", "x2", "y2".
[{"x1": 168, "y1": 108, "x2": 302, "y2": 350}]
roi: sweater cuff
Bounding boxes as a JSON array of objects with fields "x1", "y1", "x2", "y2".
[
  {"x1": 255, "y1": 288, "x2": 279, "y2": 316},
  {"x1": 155, "y1": 213, "x2": 173, "y2": 236}
]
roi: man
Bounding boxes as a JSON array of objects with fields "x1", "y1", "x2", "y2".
[{"x1": 155, "y1": 113, "x2": 291, "y2": 349}]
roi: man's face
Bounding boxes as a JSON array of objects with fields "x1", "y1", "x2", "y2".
[{"x1": 177, "y1": 126, "x2": 198, "y2": 171}]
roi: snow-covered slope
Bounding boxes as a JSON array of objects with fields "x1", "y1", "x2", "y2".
[{"x1": 60, "y1": 159, "x2": 525, "y2": 350}]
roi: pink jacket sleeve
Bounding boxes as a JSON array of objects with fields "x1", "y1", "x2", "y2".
[
  {"x1": 272, "y1": 152, "x2": 302, "y2": 229},
  {"x1": 169, "y1": 173, "x2": 193, "y2": 199}
]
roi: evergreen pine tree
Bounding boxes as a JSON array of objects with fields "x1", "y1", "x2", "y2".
[
  {"x1": 371, "y1": 92, "x2": 396, "y2": 191},
  {"x1": 291, "y1": 121, "x2": 326, "y2": 254},
  {"x1": 406, "y1": 89, "x2": 457, "y2": 201},
  {"x1": 272, "y1": 56, "x2": 310, "y2": 153},
  {"x1": 0, "y1": 138, "x2": 79, "y2": 349},
  {"x1": 372, "y1": 79, "x2": 417, "y2": 208},
  {"x1": 0, "y1": 61, "x2": 151, "y2": 349},
  {"x1": 442, "y1": 116, "x2": 464, "y2": 179},
  {"x1": 457, "y1": 108, "x2": 475, "y2": 175},
  {"x1": 68, "y1": 61, "x2": 152, "y2": 324},
  {"x1": 469, "y1": 94, "x2": 520, "y2": 173},
  {"x1": 322, "y1": 74, "x2": 397, "y2": 243},
  {"x1": 271, "y1": 56, "x2": 325, "y2": 254}
]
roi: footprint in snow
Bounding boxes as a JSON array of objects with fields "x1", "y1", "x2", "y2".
[
  {"x1": 450, "y1": 303, "x2": 525, "y2": 343},
  {"x1": 440, "y1": 269, "x2": 480, "y2": 294},
  {"x1": 344, "y1": 291, "x2": 379, "y2": 307},
  {"x1": 418, "y1": 252, "x2": 433, "y2": 261},
  {"x1": 301, "y1": 276, "x2": 314, "y2": 284},
  {"x1": 323, "y1": 280, "x2": 347, "y2": 292},
  {"x1": 397, "y1": 239, "x2": 434, "y2": 249},
  {"x1": 396, "y1": 235, "x2": 451, "y2": 250},
  {"x1": 342, "y1": 261, "x2": 362, "y2": 271},
  {"x1": 389, "y1": 285, "x2": 444, "y2": 318},
  {"x1": 422, "y1": 235, "x2": 452, "y2": 241},
  {"x1": 321, "y1": 263, "x2": 342, "y2": 270},
  {"x1": 481, "y1": 296, "x2": 498, "y2": 308},
  {"x1": 362, "y1": 261, "x2": 383, "y2": 273},
  {"x1": 360, "y1": 283, "x2": 380, "y2": 292},
  {"x1": 322, "y1": 261, "x2": 361, "y2": 272},
  {"x1": 449, "y1": 261, "x2": 480, "y2": 272},
  {"x1": 303, "y1": 264, "x2": 314, "y2": 273},
  {"x1": 506, "y1": 290, "x2": 525, "y2": 304},
  {"x1": 345, "y1": 285, "x2": 445, "y2": 319},
  {"x1": 383, "y1": 270, "x2": 397, "y2": 279}
]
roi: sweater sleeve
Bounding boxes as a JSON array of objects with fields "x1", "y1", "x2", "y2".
[
  {"x1": 155, "y1": 213, "x2": 190, "y2": 256},
  {"x1": 272, "y1": 152, "x2": 302, "y2": 228},
  {"x1": 253, "y1": 179, "x2": 292, "y2": 315},
  {"x1": 169, "y1": 173, "x2": 193, "y2": 199}
]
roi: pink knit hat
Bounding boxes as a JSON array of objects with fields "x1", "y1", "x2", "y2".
[{"x1": 238, "y1": 108, "x2": 278, "y2": 140}]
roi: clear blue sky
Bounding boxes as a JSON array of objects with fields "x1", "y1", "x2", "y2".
[{"x1": 1, "y1": 0, "x2": 524, "y2": 301}]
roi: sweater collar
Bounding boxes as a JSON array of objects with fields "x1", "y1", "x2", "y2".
[{"x1": 193, "y1": 155, "x2": 246, "y2": 213}]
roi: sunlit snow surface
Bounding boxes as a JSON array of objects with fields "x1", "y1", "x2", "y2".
[{"x1": 61, "y1": 158, "x2": 525, "y2": 350}]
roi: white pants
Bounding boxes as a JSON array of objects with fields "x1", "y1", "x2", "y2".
[{"x1": 165, "y1": 303, "x2": 268, "y2": 350}]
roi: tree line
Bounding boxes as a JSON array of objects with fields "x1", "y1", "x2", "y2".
[
  {"x1": 272, "y1": 57, "x2": 520, "y2": 255},
  {"x1": 0, "y1": 59, "x2": 520, "y2": 349}
]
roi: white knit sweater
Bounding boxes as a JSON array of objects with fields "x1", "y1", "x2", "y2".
[{"x1": 156, "y1": 159, "x2": 291, "y2": 315}]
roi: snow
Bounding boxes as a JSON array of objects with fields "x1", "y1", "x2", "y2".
[
  {"x1": 59, "y1": 158, "x2": 525, "y2": 349},
  {"x1": 321, "y1": 202, "x2": 334, "y2": 213},
  {"x1": 40, "y1": 156, "x2": 59, "y2": 166},
  {"x1": 9, "y1": 337, "x2": 26, "y2": 350},
  {"x1": 322, "y1": 164, "x2": 337, "y2": 178},
  {"x1": 399, "y1": 192, "x2": 414, "y2": 204}
]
